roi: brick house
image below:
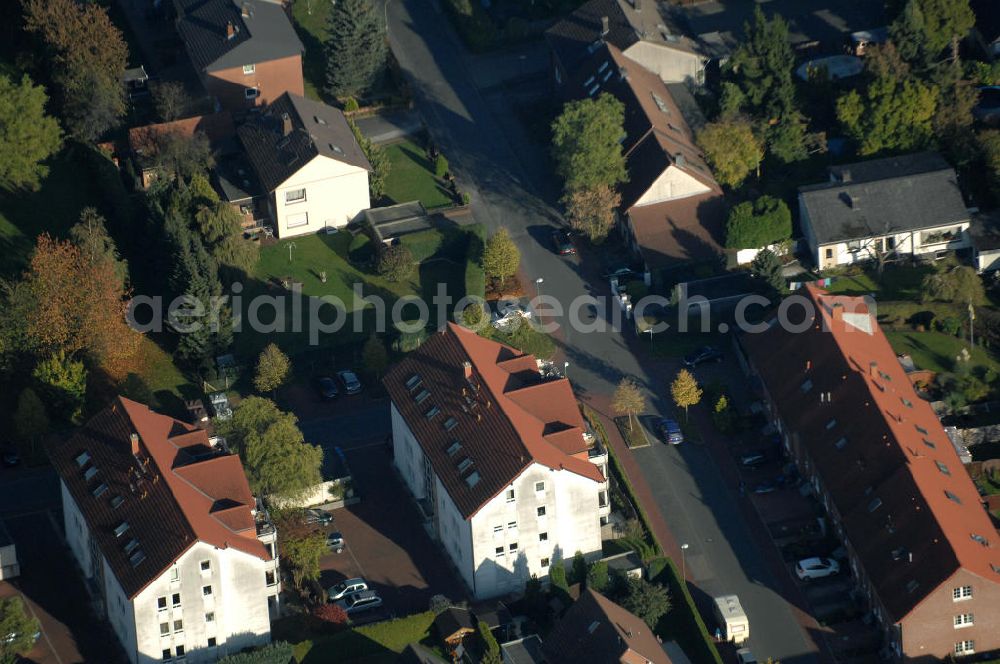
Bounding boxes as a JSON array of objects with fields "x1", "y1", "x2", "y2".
[
  {"x1": 174, "y1": 0, "x2": 304, "y2": 112},
  {"x1": 383, "y1": 323, "x2": 610, "y2": 600},
  {"x1": 742, "y1": 285, "x2": 1000, "y2": 661}
]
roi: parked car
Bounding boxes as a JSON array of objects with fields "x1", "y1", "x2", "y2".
[
  {"x1": 313, "y1": 376, "x2": 340, "y2": 401},
  {"x1": 1, "y1": 447, "x2": 21, "y2": 468},
  {"x1": 739, "y1": 451, "x2": 769, "y2": 467},
  {"x1": 334, "y1": 590, "x2": 383, "y2": 614},
  {"x1": 751, "y1": 480, "x2": 778, "y2": 494},
  {"x1": 305, "y1": 509, "x2": 334, "y2": 526},
  {"x1": 336, "y1": 369, "x2": 363, "y2": 395},
  {"x1": 327, "y1": 531, "x2": 345, "y2": 552},
  {"x1": 328, "y1": 578, "x2": 368, "y2": 601},
  {"x1": 491, "y1": 301, "x2": 532, "y2": 329},
  {"x1": 795, "y1": 557, "x2": 840, "y2": 580},
  {"x1": 736, "y1": 648, "x2": 757, "y2": 664},
  {"x1": 207, "y1": 392, "x2": 232, "y2": 420},
  {"x1": 551, "y1": 229, "x2": 576, "y2": 255},
  {"x1": 683, "y1": 346, "x2": 723, "y2": 368},
  {"x1": 656, "y1": 419, "x2": 684, "y2": 445}
]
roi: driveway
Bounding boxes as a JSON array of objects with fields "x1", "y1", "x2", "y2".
[{"x1": 384, "y1": 1, "x2": 824, "y2": 659}]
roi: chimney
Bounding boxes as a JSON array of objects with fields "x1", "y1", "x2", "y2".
[
  {"x1": 619, "y1": 66, "x2": 629, "y2": 80},
  {"x1": 281, "y1": 112, "x2": 293, "y2": 136},
  {"x1": 241, "y1": 1, "x2": 253, "y2": 18},
  {"x1": 226, "y1": 21, "x2": 236, "y2": 40},
  {"x1": 130, "y1": 433, "x2": 140, "y2": 456},
  {"x1": 463, "y1": 360, "x2": 473, "y2": 380},
  {"x1": 806, "y1": 360, "x2": 812, "y2": 371},
  {"x1": 601, "y1": 15, "x2": 609, "y2": 36}
]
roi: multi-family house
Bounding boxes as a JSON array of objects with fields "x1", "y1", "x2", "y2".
[
  {"x1": 174, "y1": 0, "x2": 304, "y2": 112},
  {"x1": 48, "y1": 397, "x2": 280, "y2": 664},
  {"x1": 383, "y1": 323, "x2": 610, "y2": 599},
  {"x1": 798, "y1": 152, "x2": 972, "y2": 270},
  {"x1": 237, "y1": 92, "x2": 371, "y2": 238},
  {"x1": 566, "y1": 42, "x2": 726, "y2": 282},
  {"x1": 742, "y1": 285, "x2": 1000, "y2": 661},
  {"x1": 545, "y1": 0, "x2": 707, "y2": 87}
]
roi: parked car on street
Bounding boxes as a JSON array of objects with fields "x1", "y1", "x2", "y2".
[
  {"x1": 313, "y1": 376, "x2": 340, "y2": 401},
  {"x1": 739, "y1": 451, "x2": 769, "y2": 467},
  {"x1": 336, "y1": 369, "x2": 363, "y2": 395},
  {"x1": 656, "y1": 418, "x2": 684, "y2": 445},
  {"x1": 795, "y1": 557, "x2": 840, "y2": 580},
  {"x1": 683, "y1": 346, "x2": 723, "y2": 368},
  {"x1": 328, "y1": 578, "x2": 368, "y2": 601},
  {"x1": 551, "y1": 229, "x2": 576, "y2": 255},
  {"x1": 327, "y1": 531, "x2": 345, "y2": 552},
  {"x1": 335, "y1": 590, "x2": 383, "y2": 614}
]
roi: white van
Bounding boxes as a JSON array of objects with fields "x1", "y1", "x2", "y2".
[{"x1": 713, "y1": 595, "x2": 749, "y2": 645}]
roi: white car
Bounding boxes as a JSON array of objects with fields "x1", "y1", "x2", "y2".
[
  {"x1": 795, "y1": 557, "x2": 840, "y2": 580},
  {"x1": 328, "y1": 578, "x2": 368, "y2": 601},
  {"x1": 335, "y1": 590, "x2": 383, "y2": 614},
  {"x1": 491, "y1": 301, "x2": 532, "y2": 329}
]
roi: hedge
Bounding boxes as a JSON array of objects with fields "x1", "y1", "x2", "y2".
[
  {"x1": 724, "y1": 196, "x2": 791, "y2": 250},
  {"x1": 464, "y1": 223, "x2": 486, "y2": 300}
]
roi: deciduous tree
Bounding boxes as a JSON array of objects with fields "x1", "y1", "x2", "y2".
[
  {"x1": 376, "y1": 244, "x2": 414, "y2": 282},
  {"x1": 890, "y1": 0, "x2": 974, "y2": 66},
  {"x1": 313, "y1": 603, "x2": 349, "y2": 628},
  {"x1": 217, "y1": 397, "x2": 323, "y2": 501},
  {"x1": 155, "y1": 130, "x2": 213, "y2": 182},
  {"x1": 922, "y1": 265, "x2": 985, "y2": 305},
  {"x1": 612, "y1": 377, "x2": 645, "y2": 432},
  {"x1": 670, "y1": 369, "x2": 702, "y2": 420},
  {"x1": 724, "y1": 196, "x2": 791, "y2": 250},
  {"x1": 254, "y1": 343, "x2": 290, "y2": 395},
  {"x1": 0, "y1": 73, "x2": 62, "y2": 191},
  {"x1": 151, "y1": 81, "x2": 190, "y2": 122},
  {"x1": 697, "y1": 119, "x2": 762, "y2": 188},
  {"x1": 482, "y1": 228, "x2": 520, "y2": 283},
  {"x1": 324, "y1": 0, "x2": 387, "y2": 98},
  {"x1": 362, "y1": 335, "x2": 388, "y2": 379},
  {"x1": 836, "y1": 45, "x2": 938, "y2": 156},
  {"x1": 282, "y1": 532, "x2": 327, "y2": 587},
  {"x1": 551, "y1": 93, "x2": 628, "y2": 193},
  {"x1": 564, "y1": 184, "x2": 620, "y2": 243},
  {"x1": 622, "y1": 576, "x2": 671, "y2": 628},
  {"x1": 0, "y1": 597, "x2": 41, "y2": 664}
]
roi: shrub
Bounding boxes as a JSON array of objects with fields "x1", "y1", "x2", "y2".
[
  {"x1": 434, "y1": 153, "x2": 450, "y2": 178},
  {"x1": 376, "y1": 244, "x2": 415, "y2": 282},
  {"x1": 218, "y1": 642, "x2": 294, "y2": 664},
  {"x1": 478, "y1": 620, "x2": 501, "y2": 664},
  {"x1": 623, "y1": 576, "x2": 672, "y2": 628},
  {"x1": 343, "y1": 97, "x2": 360, "y2": 113},
  {"x1": 314, "y1": 603, "x2": 349, "y2": 628},
  {"x1": 725, "y1": 196, "x2": 792, "y2": 250},
  {"x1": 586, "y1": 560, "x2": 609, "y2": 592}
]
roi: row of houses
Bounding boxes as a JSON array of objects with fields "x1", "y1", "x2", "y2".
[
  {"x1": 743, "y1": 285, "x2": 1000, "y2": 661},
  {"x1": 125, "y1": 0, "x2": 374, "y2": 239}
]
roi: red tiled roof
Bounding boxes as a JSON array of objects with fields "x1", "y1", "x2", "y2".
[
  {"x1": 543, "y1": 588, "x2": 672, "y2": 664},
  {"x1": 743, "y1": 286, "x2": 1000, "y2": 621},
  {"x1": 47, "y1": 398, "x2": 268, "y2": 599},
  {"x1": 128, "y1": 112, "x2": 235, "y2": 156},
  {"x1": 383, "y1": 324, "x2": 604, "y2": 519}
]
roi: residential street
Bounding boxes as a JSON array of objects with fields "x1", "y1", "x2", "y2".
[{"x1": 384, "y1": 0, "x2": 824, "y2": 661}]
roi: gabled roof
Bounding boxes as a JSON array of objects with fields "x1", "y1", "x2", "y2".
[
  {"x1": 626, "y1": 192, "x2": 726, "y2": 268},
  {"x1": 543, "y1": 588, "x2": 672, "y2": 664},
  {"x1": 47, "y1": 398, "x2": 269, "y2": 599},
  {"x1": 383, "y1": 324, "x2": 604, "y2": 519},
  {"x1": 175, "y1": 0, "x2": 303, "y2": 73},
  {"x1": 128, "y1": 112, "x2": 235, "y2": 160},
  {"x1": 545, "y1": 0, "x2": 699, "y2": 77},
  {"x1": 799, "y1": 152, "x2": 969, "y2": 245},
  {"x1": 238, "y1": 92, "x2": 370, "y2": 193},
  {"x1": 743, "y1": 286, "x2": 1000, "y2": 622}
]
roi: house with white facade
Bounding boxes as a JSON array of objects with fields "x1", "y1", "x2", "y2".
[
  {"x1": 383, "y1": 323, "x2": 610, "y2": 600},
  {"x1": 238, "y1": 92, "x2": 370, "y2": 238},
  {"x1": 798, "y1": 152, "x2": 972, "y2": 271},
  {"x1": 545, "y1": 0, "x2": 707, "y2": 87},
  {"x1": 48, "y1": 397, "x2": 280, "y2": 664}
]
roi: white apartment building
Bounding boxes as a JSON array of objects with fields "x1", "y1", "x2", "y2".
[
  {"x1": 50, "y1": 397, "x2": 280, "y2": 664},
  {"x1": 384, "y1": 324, "x2": 610, "y2": 599},
  {"x1": 238, "y1": 92, "x2": 370, "y2": 238}
]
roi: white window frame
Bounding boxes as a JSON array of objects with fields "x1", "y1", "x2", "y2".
[
  {"x1": 953, "y1": 585, "x2": 973, "y2": 601},
  {"x1": 535, "y1": 481, "x2": 545, "y2": 492},
  {"x1": 495, "y1": 546, "x2": 505, "y2": 559},
  {"x1": 286, "y1": 211, "x2": 309, "y2": 229},
  {"x1": 955, "y1": 640, "x2": 975, "y2": 655},
  {"x1": 954, "y1": 613, "x2": 974, "y2": 628},
  {"x1": 243, "y1": 63, "x2": 256, "y2": 75},
  {"x1": 505, "y1": 489, "x2": 515, "y2": 503},
  {"x1": 285, "y1": 188, "x2": 306, "y2": 205}
]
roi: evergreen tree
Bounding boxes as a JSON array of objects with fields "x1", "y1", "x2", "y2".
[
  {"x1": 890, "y1": 0, "x2": 974, "y2": 67},
  {"x1": 0, "y1": 73, "x2": 62, "y2": 191},
  {"x1": 324, "y1": 0, "x2": 387, "y2": 98},
  {"x1": 14, "y1": 387, "x2": 50, "y2": 449},
  {"x1": 33, "y1": 350, "x2": 87, "y2": 424},
  {"x1": 69, "y1": 208, "x2": 128, "y2": 287}
]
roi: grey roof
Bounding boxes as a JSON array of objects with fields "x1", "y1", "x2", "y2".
[
  {"x1": 501, "y1": 635, "x2": 546, "y2": 664},
  {"x1": 175, "y1": 0, "x2": 303, "y2": 73},
  {"x1": 602, "y1": 550, "x2": 642, "y2": 574},
  {"x1": 798, "y1": 152, "x2": 969, "y2": 245},
  {"x1": 214, "y1": 152, "x2": 263, "y2": 202},
  {"x1": 970, "y1": 212, "x2": 1000, "y2": 252},
  {"x1": 397, "y1": 643, "x2": 449, "y2": 664},
  {"x1": 238, "y1": 93, "x2": 370, "y2": 193},
  {"x1": 364, "y1": 202, "x2": 433, "y2": 242},
  {"x1": 545, "y1": 0, "x2": 698, "y2": 76}
]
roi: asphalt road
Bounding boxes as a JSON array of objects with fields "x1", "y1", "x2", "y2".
[{"x1": 384, "y1": 0, "x2": 821, "y2": 661}]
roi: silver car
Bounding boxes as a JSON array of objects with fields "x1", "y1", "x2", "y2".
[
  {"x1": 328, "y1": 578, "x2": 368, "y2": 601},
  {"x1": 335, "y1": 590, "x2": 383, "y2": 614}
]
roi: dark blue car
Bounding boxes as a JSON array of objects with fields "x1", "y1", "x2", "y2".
[{"x1": 657, "y1": 418, "x2": 684, "y2": 445}]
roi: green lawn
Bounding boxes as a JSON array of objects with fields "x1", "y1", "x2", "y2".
[
  {"x1": 824, "y1": 264, "x2": 933, "y2": 301},
  {"x1": 884, "y1": 330, "x2": 1000, "y2": 374},
  {"x1": 383, "y1": 139, "x2": 455, "y2": 210},
  {"x1": 487, "y1": 319, "x2": 556, "y2": 360},
  {"x1": 290, "y1": 0, "x2": 330, "y2": 102},
  {"x1": 0, "y1": 148, "x2": 103, "y2": 277},
  {"x1": 293, "y1": 611, "x2": 440, "y2": 664}
]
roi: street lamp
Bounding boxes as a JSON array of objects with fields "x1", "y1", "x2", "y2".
[
  {"x1": 535, "y1": 277, "x2": 544, "y2": 297},
  {"x1": 681, "y1": 543, "x2": 690, "y2": 584},
  {"x1": 563, "y1": 361, "x2": 569, "y2": 378}
]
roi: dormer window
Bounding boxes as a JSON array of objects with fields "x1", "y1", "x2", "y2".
[{"x1": 243, "y1": 64, "x2": 256, "y2": 75}]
